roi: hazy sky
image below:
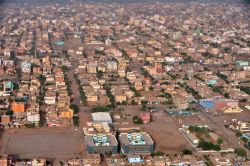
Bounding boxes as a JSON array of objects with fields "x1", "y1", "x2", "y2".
[{"x1": 0, "y1": 0, "x2": 249, "y2": 5}]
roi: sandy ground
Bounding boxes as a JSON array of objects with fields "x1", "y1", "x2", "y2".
[
  {"x1": 143, "y1": 110, "x2": 192, "y2": 154},
  {"x1": 114, "y1": 106, "x2": 193, "y2": 154},
  {"x1": 0, "y1": 128, "x2": 84, "y2": 160}
]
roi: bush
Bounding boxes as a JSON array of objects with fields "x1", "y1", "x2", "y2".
[
  {"x1": 152, "y1": 151, "x2": 165, "y2": 156},
  {"x1": 235, "y1": 148, "x2": 247, "y2": 157},
  {"x1": 217, "y1": 137, "x2": 223, "y2": 145},
  {"x1": 133, "y1": 116, "x2": 143, "y2": 125},
  {"x1": 182, "y1": 149, "x2": 193, "y2": 155},
  {"x1": 24, "y1": 123, "x2": 36, "y2": 128}
]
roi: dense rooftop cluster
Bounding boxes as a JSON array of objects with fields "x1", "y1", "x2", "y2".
[{"x1": 0, "y1": 0, "x2": 249, "y2": 165}]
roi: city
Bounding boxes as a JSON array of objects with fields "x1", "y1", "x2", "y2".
[{"x1": 0, "y1": 0, "x2": 250, "y2": 165}]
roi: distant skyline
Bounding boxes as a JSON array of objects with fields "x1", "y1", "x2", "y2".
[{"x1": 0, "y1": 0, "x2": 249, "y2": 4}]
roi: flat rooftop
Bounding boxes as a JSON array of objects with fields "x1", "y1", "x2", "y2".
[
  {"x1": 91, "y1": 112, "x2": 112, "y2": 123},
  {"x1": 85, "y1": 134, "x2": 118, "y2": 147},
  {"x1": 119, "y1": 132, "x2": 154, "y2": 146}
]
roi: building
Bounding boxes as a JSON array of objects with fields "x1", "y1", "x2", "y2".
[
  {"x1": 128, "y1": 155, "x2": 143, "y2": 163},
  {"x1": 199, "y1": 99, "x2": 215, "y2": 109},
  {"x1": 174, "y1": 99, "x2": 189, "y2": 110},
  {"x1": 21, "y1": 61, "x2": 31, "y2": 73},
  {"x1": 119, "y1": 132, "x2": 154, "y2": 155},
  {"x1": 91, "y1": 112, "x2": 112, "y2": 124},
  {"x1": 85, "y1": 134, "x2": 118, "y2": 154},
  {"x1": 0, "y1": 81, "x2": 14, "y2": 92},
  {"x1": 237, "y1": 122, "x2": 250, "y2": 133},
  {"x1": 107, "y1": 60, "x2": 118, "y2": 72},
  {"x1": 26, "y1": 113, "x2": 40, "y2": 124},
  {"x1": 11, "y1": 102, "x2": 25, "y2": 113},
  {"x1": 59, "y1": 108, "x2": 74, "y2": 119},
  {"x1": 165, "y1": 108, "x2": 193, "y2": 117},
  {"x1": 224, "y1": 107, "x2": 243, "y2": 113},
  {"x1": 83, "y1": 154, "x2": 101, "y2": 165},
  {"x1": 207, "y1": 79, "x2": 217, "y2": 85},
  {"x1": 236, "y1": 61, "x2": 248, "y2": 67},
  {"x1": 140, "y1": 112, "x2": 151, "y2": 124},
  {"x1": 1, "y1": 115, "x2": 11, "y2": 124},
  {"x1": 0, "y1": 156, "x2": 8, "y2": 166}
]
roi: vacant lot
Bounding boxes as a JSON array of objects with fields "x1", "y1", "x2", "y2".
[
  {"x1": 143, "y1": 110, "x2": 192, "y2": 154},
  {"x1": 115, "y1": 106, "x2": 193, "y2": 154},
  {"x1": 1, "y1": 128, "x2": 84, "y2": 159}
]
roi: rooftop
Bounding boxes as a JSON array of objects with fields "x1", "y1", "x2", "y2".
[
  {"x1": 85, "y1": 134, "x2": 118, "y2": 147},
  {"x1": 91, "y1": 112, "x2": 112, "y2": 123},
  {"x1": 119, "y1": 132, "x2": 154, "y2": 146}
]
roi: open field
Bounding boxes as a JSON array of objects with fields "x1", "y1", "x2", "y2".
[
  {"x1": 115, "y1": 106, "x2": 193, "y2": 154},
  {"x1": 143, "y1": 110, "x2": 192, "y2": 154},
  {"x1": 0, "y1": 128, "x2": 84, "y2": 160}
]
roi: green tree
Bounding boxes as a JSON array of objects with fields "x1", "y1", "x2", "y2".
[
  {"x1": 182, "y1": 149, "x2": 193, "y2": 155},
  {"x1": 198, "y1": 141, "x2": 221, "y2": 151},
  {"x1": 61, "y1": 65, "x2": 68, "y2": 73},
  {"x1": 149, "y1": 86, "x2": 154, "y2": 91},
  {"x1": 73, "y1": 116, "x2": 79, "y2": 126},
  {"x1": 96, "y1": 70, "x2": 104, "y2": 79},
  {"x1": 217, "y1": 137, "x2": 223, "y2": 145},
  {"x1": 5, "y1": 109, "x2": 13, "y2": 117},
  {"x1": 133, "y1": 116, "x2": 143, "y2": 124},
  {"x1": 235, "y1": 148, "x2": 247, "y2": 157},
  {"x1": 70, "y1": 104, "x2": 79, "y2": 114},
  {"x1": 38, "y1": 74, "x2": 46, "y2": 83},
  {"x1": 91, "y1": 106, "x2": 110, "y2": 112}
]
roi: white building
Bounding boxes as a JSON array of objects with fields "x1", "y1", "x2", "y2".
[
  {"x1": 91, "y1": 112, "x2": 112, "y2": 124},
  {"x1": 107, "y1": 60, "x2": 118, "y2": 72},
  {"x1": 21, "y1": 61, "x2": 31, "y2": 73},
  {"x1": 27, "y1": 113, "x2": 40, "y2": 123},
  {"x1": 44, "y1": 96, "x2": 56, "y2": 105}
]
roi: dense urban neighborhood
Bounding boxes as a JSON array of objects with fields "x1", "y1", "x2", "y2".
[{"x1": 0, "y1": 0, "x2": 250, "y2": 165}]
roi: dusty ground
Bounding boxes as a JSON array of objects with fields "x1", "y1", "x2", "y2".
[
  {"x1": 143, "y1": 110, "x2": 192, "y2": 154},
  {"x1": 115, "y1": 106, "x2": 193, "y2": 154},
  {"x1": 0, "y1": 128, "x2": 84, "y2": 160}
]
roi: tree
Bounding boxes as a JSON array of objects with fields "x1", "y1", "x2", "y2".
[
  {"x1": 91, "y1": 106, "x2": 110, "y2": 112},
  {"x1": 141, "y1": 100, "x2": 148, "y2": 105},
  {"x1": 235, "y1": 148, "x2": 247, "y2": 157},
  {"x1": 131, "y1": 100, "x2": 137, "y2": 105},
  {"x1": 198, "y1": 141, "x2": 220, "y2": 151},
  {"x1": 96, "y1": 70, "x2": 104, "y2": 79},
  {"x1": 61, "y1": 65, "x2": 68, "y2": 73},
  {"x1": 73, "y1": 116, "x2": 79, "y2": 126},
  {"x1": 149, "y1": 86, "x2": 154, "y2": 91},
  {"x1": 224, "y1": 93, "x2": 230, "y2": 99},
  {"x1": 5, "y1": 109, "x2": 13, "y2": 117},
  {"x1": 70, "y1": 104, "x2": 79, "y2": 114},
  {"x1": 217, "y1": 137, "x2": 223, "y2": 145},
  {"x1": 236, "y1": 131, "x2": 242, "y2": 137},
  {"x1": 38, "y1": 74, "x2": 46, "y2": 83}
]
